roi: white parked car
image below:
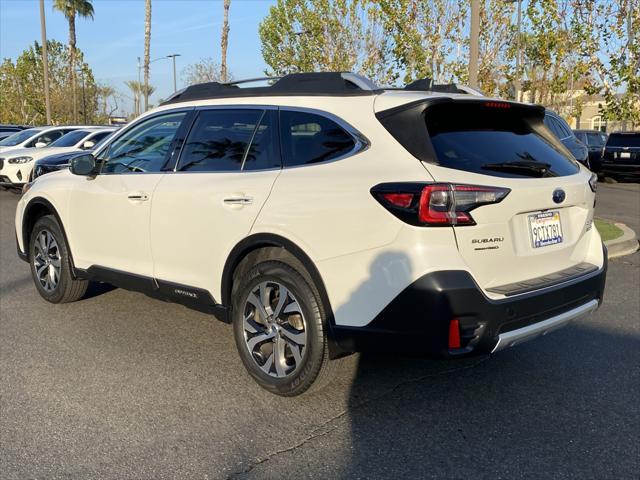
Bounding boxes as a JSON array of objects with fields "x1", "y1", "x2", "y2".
[
  {"x1": 15, "y1": 73, "x2": 607, "y2": 396},
  {"x1": 0, "y1": 128, "x2": 116, "y2": 187},
  {"x1": 0, "y1": 125, "x2": 88, "y2": 187}
]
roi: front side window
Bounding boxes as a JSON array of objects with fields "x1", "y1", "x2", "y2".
[
  {"x1": 178, "y1": 109, "x2": 279, "y2": 172},
  {"x1": 100, "y1": 112, "x2": 186, "y2": 173},
  {"x1": 280, "y1": 110, "x2": 356, "y2": 167}
]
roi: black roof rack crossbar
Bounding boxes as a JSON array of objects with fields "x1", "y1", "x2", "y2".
[
  {"x1": 225, "y1": 76, "x2": 281, "y2": 86},
  {"x1": 161, "y1": 72, "x2": 382, "y2": 105}
]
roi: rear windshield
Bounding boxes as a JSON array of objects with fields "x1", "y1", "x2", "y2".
[
  {"x1": 424, "y1": 103, "x2": 579, "y2": 178},
  {"x1": 0, "y1": 128, "x2": 42, "y2": 146},
  {"x1": 606, "y1": 133, "x2": 640, "y2": 148}
]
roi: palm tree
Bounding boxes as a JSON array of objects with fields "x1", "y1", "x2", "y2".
[
  {"x1": 53, "y1": 0, "x2": 94, "y2": 123},
  {"x1": 143, "y1": 0, "x2": 152, "y2": 112},
  {"x1": 220, "y1": 0, "x2": 231, "y2": 82},
  {"x1": 125, "y1": 80, "x2": 155, "y2": 117}
]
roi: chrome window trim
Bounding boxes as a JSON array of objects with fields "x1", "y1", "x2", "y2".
[{"x1": 95, "y1": 108, "x2": 194, "y2": 176}]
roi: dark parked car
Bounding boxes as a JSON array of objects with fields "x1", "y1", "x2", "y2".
[
  {"x1": 0, "y1": 124, "x2": 28, "y2": 136},
  {"x1": 574, "y1": 129, "x2": 608, "y2": 174},
  {"x1": 544, "y1": 110, "x2": 590, "y2": 168},
  {"x1": 30, "y1": 151, "x2": 85, "y2": 181},
  {"x1": 30, "y1": 130, "x2": 116, "y2": 181},
  {"x1": 600, "y1": 131, "x2": 640, "y2": 181}
]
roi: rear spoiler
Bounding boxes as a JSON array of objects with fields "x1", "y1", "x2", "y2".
[{"x1": 376, "y1": 98, "x2": 546, "y2": 164}]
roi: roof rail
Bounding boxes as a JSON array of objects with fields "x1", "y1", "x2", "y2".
[
  {"x1": 404, "y1": 78, "x2": 484, "y2": 96},
  {"x1": 161, "y1": 72, "x2": 382, "y2": 105}
]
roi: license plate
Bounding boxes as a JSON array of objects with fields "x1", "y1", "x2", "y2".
[
  {"x1": 529, "y1": 211, "x2": 563, "y2": 248},
  {"x1": 620, "y1": 152, "x2": 631, "y2": 158}
]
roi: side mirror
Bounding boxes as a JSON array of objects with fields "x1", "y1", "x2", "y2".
[
  {"x1": 35, "y1": 142, "x2": 48, "y2": 148},
  {"x1": 70, "y1": 154, "x2": 97, "y2": 176},
  {"x1": 82, "y1": 140, "x2": 95, "y2": 150}
]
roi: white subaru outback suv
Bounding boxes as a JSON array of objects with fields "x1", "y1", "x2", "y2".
[{"x1": 15, "y1": 73, "x2": 606, "y2": 396}]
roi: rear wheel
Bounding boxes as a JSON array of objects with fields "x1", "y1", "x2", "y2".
[
  {"x1": 29, "y1": 215, "x2": 88, "y2": 303},
  {"x1": 232, "y1": 259, "x2": 336, "y2": 396}
]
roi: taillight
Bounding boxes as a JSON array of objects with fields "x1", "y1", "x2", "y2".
[{"x1": 371, "y1": 182, "x2": 510, "y2": 226}]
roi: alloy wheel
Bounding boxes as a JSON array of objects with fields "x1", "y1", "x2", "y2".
[
  {"x1": 242, "y1": 281, "x2": 307, "y2": 378},
  {"x1": 33, "y1": 230, "x2": 61, "y2": 292}
]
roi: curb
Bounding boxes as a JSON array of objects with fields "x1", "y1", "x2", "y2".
[{"x1": 602, "y1": 221, "x2": 639, "y2": 259}]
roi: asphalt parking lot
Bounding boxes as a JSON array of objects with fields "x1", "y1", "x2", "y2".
[{"x1": 1, "y1": 185, "x2": 638, "y2": 480}]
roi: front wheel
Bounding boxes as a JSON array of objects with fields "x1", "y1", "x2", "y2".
[
  {"x1": 232, "y1": 260, "x2": 336, "y2": 396},
  {"x1": 29, "y1": 215, "x2": 88, "y2": 303}
]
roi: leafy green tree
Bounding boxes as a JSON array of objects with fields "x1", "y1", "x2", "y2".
[
  {"x1": 52, "y1": 0, "x2": 94, "y2": 122},
  {"x1": 259, "y1": 0, "x2": 394, "y2": 84},
  {"x1": 0, "y1": 40, "x2": 100, "y2": 125}
]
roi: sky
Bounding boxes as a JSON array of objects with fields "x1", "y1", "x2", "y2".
[{"x1": 0, "y1": 0, "x2": 276, "y2": 114}]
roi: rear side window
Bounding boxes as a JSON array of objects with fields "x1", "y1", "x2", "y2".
[
  {"x1": 280, "y1": 110, "x2": 355, "y2": 167},
  {"x1": 606, "y1": 133, "x2": 640, "y2": 148},
  {"x1": 178, "y1": 109, "x2": 279, "y2": 172},
  {"x1": 423, "y1": 103, "x2": 579, "y2": 178},
  {"x1": 50, "y1": 130, "x2": 90, "y2": 147},
  {"x1": 28, "y1": 130, "x2": 65, "y2": 147}
]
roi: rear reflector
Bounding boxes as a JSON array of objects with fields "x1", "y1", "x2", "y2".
[
  {"x1": 448, "y1": 319, "x2": 461, "y2": 349},
  {"x1": 381, "y1": 193, "x2": 413, "y2": 208},
  {"x1": 371, "y1": 182, "x2": 510, "y2": 226}
]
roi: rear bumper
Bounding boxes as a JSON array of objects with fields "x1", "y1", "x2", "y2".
[
  {"x1": 331, "y1": 247, "x2": 607, "y2": 357},
  {"x1": 601, "y1": 163, "x2": 640, "y2": 178}
]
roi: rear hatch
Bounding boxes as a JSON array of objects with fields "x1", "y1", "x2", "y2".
[
  {"x1": 377, "y1": 98, "x2": 597, "y2": 294},
  {"x1": 602, "y1": 132, "x2": 640, "y2": 165}
]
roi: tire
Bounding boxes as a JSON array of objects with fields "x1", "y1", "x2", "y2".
[
  {"x1": 29, "y1": 215, "x2": 88, "y2": 304},
  {"x1": 232, "y1": 259, "x2": 337, "y2": 396}
]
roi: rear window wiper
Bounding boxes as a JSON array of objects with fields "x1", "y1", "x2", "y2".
[{"x1": 481, "y1": 161, "x2": 556, "y2": 178}]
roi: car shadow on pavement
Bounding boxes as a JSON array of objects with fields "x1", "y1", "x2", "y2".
[
  {"x1": 329, "y1": 321, "x2": 640, "y2": 480},
  {"x1": 82, "y1": 280, "x2": 117, "y2": 300}
]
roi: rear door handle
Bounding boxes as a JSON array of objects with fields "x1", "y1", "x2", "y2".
[
  {"x1": 127, "y1": 192, "x2": 149, "y2": 201},
  {"x1": 223, "y1": 196, "x2": 253, "y2": 205}
]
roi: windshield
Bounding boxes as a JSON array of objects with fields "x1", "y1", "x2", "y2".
[
  {"x1": 0, "y1": 128, "x2": 42, "y2": 146},
  {"x1": 606, "y1": 133, "x2": 640, "y2": 148},
  {"x1": 424, "y1": 103, "x2": 579, "y2": 178},
  {"x1": 49, "y1": 130, "x2": 91, "y2": 147}
]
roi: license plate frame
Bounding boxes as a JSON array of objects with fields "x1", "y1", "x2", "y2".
[{"x1": 528, "y1": 211, "x2": 563, "y2": 248}]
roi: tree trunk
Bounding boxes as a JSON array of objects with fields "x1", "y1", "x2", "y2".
[
  {"x1": 220, "y1": 0, "x2": 230, "y2": 82},
  {"x1": 69, "y1": 14, "x2": 77, "y2": 123},
  {"x1": 144, "y1": 0, "x2": 152, "y2": 111}
]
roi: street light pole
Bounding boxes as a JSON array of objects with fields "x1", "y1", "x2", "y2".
[
  {"x1": 469, "y1": 0, "x2": 480, "y2": 89},
  {"x1": 166, "y1": 54, "x2": 181, "y2": 92},
  {"x1": 39, "y1": 0, "x2": 52, "y2": 124},
  {"x1": 515, "y1": 0, "x2": 522, "y2": 101},
  {"x1": 137, "y1": 56, "x2": 142, "y2": 116},
  {"x1": 76, "y1": 68, "x2": 87, "y2": 124}
]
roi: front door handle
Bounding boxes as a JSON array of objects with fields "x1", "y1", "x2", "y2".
[
  {"x1": 127, "y1": 192, "x2": 149, "y2": 201},
  {"x1": 223, "y1": 196, "x2": 253, "y2": 205}
]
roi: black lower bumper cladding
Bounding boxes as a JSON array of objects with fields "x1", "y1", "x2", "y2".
[{"x1": 331, "y1": 247, "x2": 607, "y2": 357}]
